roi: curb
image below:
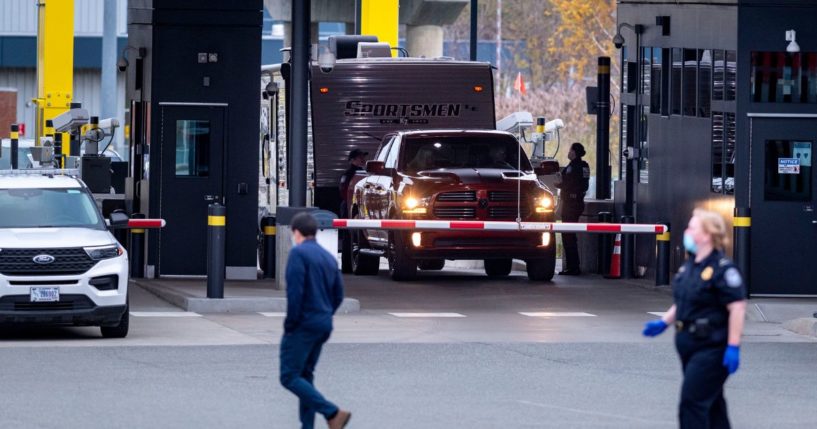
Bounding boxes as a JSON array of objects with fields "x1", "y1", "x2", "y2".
[
  {"x1": 783, "y1": 318, "x2": 817, "y2": 339},
  {"x1": 133, "y1": 281, "x2": 360, "y2": 314}
]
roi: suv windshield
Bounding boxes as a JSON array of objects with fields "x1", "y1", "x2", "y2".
[
  {"x1": 401, "y1": 135, "x2": 533, "y2": 174},
  {"x1": 0, "y1": 188, "x2": 105, "y2": 229}
]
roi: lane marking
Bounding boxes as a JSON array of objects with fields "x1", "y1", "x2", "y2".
[
  {"x1": 258, "y1": 312, "x2": 287, "y2": 317},
  {"x1": 519, "y1": 312, "x2": 596, "y2": 317},
  {"x1": 517, "y1": 400, "x2": 674, "y2": 426},
  {"x1": 647, "y1": 312, "x2": 666, "y2": 317},
  {"x1": 389, "y1": 312, "x2": 466, "y2": 318},
  {"x1": 130, "y1": 311, "x2": 202, "y2": 318}
]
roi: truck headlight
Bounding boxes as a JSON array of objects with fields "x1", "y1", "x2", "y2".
[
  {"x1": 535, "y1": 195, "x2": 554, "y2": 213},
  {"x1": 403, "y1": 196, "x2": 428, "y2": 214},
  {"x1": 84, "y1": 244, "x2": 124, "y2": 260}
]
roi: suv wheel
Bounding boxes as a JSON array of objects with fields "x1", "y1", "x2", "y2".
[
  {"x1": 388, "y1": 232, "x2": 417, "y2": 281},
  {"x1": 351, "y1": 228, "x2": 380, "y2": 275},
  {"x1": 526, "y1": 248, "x2": 556, "y2": 282},
  {"x1": 101, "y1": 305, "x2": 129, "y2": 338},
  {"x1": 484, "y1": 259, "x2": 513, "y2": 277},
  {"x1": 418, "y1": 259, "x2": 445, "y2": 271}
]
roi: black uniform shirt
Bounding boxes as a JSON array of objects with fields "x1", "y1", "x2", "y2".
[
  {"x1": 559, "y1": 158, "x2": 590, "y2": 200},
  {"x1": 339, "y1": 164, "x2": 362, "y2": 201},
  {"x1": 673, "y1": 250, "x2": 747, "y2": 329}
]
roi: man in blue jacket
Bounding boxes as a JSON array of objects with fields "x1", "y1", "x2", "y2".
[{"x1": 280, "y1": 213, "x2": 351, "y2": 429}]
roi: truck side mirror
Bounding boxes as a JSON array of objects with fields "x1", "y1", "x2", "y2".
[
  {"x1": 534, "y1": 160, "x2": 560, "y2": 175},
  {"x1": 366, "y1": 160, "x2": 386, "y2": 174}
]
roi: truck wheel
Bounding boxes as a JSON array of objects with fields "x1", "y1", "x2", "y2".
[
  {"x1": 340, "y1": 230, "x2": 353, "y2": 273},
  {"x1": 100, "y1": 305, "x2": 129, "y2": 338},
  {"x1": 484, "y1": 259, "x2": 513, "y2": 277},
  {"x1": 388, "y1": 232, "x2": 417, "y2": 281},
  {"x1": 526, "y1": 249, "x2": 556, "y2": 282},
  {"x1": 418, "y1": 259, "x2": 445, "y2": 271},
  {"x1": 351, "y1": 229, "x2": 380, "y2": 275}
]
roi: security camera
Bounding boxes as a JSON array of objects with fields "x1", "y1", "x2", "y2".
[
  {"x1": 612, "y1": 33, "x2": 625, "y2": 49},
  {"x1": 117, "y1": 57, "x2": 129, "y2": 72},
  {"x1": 318, "y1": 50, "x2": 336, "y2": 73},
  {"x1": 52, "y1": 108, "x2": 90, "y2": 133}
]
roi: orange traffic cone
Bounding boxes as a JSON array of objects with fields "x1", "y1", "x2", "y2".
[{"x1": 605, "y1": 234, "x2": 622, "y2": 279}]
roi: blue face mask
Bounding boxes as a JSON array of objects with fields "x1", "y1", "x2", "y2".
[{"x1": 683, "y1": 233, "x2": 698, "y2": 254}]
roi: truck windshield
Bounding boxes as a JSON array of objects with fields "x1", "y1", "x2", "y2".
[
  {"x1": 0, "y1": 188, "x2": 105, "y2": 229},
  {"x1": 401, "y1": 135, "x2": 533, "y2": 174}
]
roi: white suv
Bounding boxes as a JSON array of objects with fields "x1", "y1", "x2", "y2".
[{"x1": 0, "y1": 171, "x2": 129, "y2": 337}]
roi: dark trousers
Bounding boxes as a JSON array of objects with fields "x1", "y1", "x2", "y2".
[
  {"x1": 676, "y1": 333, "x2": 731, "y2": 429},
  {"x1": 280, "y1": 329, "x2": 338, "y2": 429},
  {"x1": 560, "y1": 202, "x2": 584, "y2": 272}
]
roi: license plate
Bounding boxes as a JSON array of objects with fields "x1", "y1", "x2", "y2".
[{"x1": 30, "y1": 287, "x2": 60, "y2": 302}]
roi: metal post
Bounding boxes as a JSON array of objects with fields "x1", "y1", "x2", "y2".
[
  {"x1": 733, "y1": 207, "x2": 751, "y2": 294},
  {"x1": 69, "y1": 102, "x2": 82, "y2": 156},
  {"x1": 10, "y1": 124, "x2": 19, "y2": 170},
  {"x1": 596, "y1": 57, "x2": 611, "y2": 199},
  {"x1": 261, "y1": 215, "x2": 276, "y2": 279},
  {"x1": 621, "y1": 215, "x2": 635, "y2": 279},
  {"x1": 597, "y1": 212, "x2": 613, "y2": 275},
  {"x1": 207, "y1": 204, "x2": 226, "y2": 299},
  {"x1": 101, "y1": 0, "x2": 117, "y2": 121},
  {"x1": 470, "y1": 0, "x2": 478, "y2": 61},
  {"x1": 289, "y1": 0, "x2": 310, "y2": 207},
  {"x1": 129, "y1": 213, "x2": 145, "y2": 278},
  {"x1": 655, "y1": 222, "x2": 670, "y2": 286}
]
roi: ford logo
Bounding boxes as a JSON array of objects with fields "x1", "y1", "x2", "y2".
[{"x1": 33, "y1": 254, "x2": 55, "y2": 264}]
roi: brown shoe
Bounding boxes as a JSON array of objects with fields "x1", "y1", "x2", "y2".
[{"x1": 328, "y1": 410, "x2": 351, "y2": 429}]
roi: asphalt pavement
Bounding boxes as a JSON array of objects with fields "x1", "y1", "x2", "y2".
[{"x1": 0, "y1": 268, "x2": 815, "y2": 428}]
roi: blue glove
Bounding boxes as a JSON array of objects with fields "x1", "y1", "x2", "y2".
[
  {"x1": 642, "y1": 319, "x2": 668, "y2": 337},
  {"x1": 723, "y1": 345, "x2": 740, "y2": 374}
]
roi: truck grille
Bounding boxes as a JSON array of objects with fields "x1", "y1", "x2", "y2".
[
  {"x1": 489, "y1": 206, "x2": 531, "y2": 219},
  {"x1": 434, "y1": 237, "x2": 532, "y2": 248},
  {"x1": 488, "y1": 191, "x2": 523, "y2": 202},
  {"x1": 437, "y1": 191, "x2": 477, "y2": 202},
  {"x1": 0, "y1": 295, "x2": 96, "y2": 312},
  {"x1": 433, "y1": 207, "x2": 477, "y2": 219},
  {"x1": 0, "y1": 248, "x2": 97, "y2": 276}
]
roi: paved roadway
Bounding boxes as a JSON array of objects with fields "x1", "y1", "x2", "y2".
[{"x1": 0, "y1": 268, "x2": 815, "y2": 428}]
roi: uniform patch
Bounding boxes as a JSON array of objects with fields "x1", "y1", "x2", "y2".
[
  {"x1": 701, "y1": 266, "x2": 714, "y2": 281},
  {"x1": 719, "y1": 258, "x2": 730, "y2": 267},
  {"x1": 678, "y1": 265, "x2": 686, "y2": 273},
  {"x1": 582, "y1": 167, "x2": 590, "y2": 178},
  {"x1": 725, "y1": 268, "x2": 743, "y2": 288}
]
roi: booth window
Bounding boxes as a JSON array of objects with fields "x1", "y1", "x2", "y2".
[
  {"x1": 725, "y1": 50, "x2": 737, "y2": 101},
  {"x1": 698, "y1": 49, "x2": 712, "y2": 118},
  {"x1": 175, "y1": 120, "x2": 210, "y2": 177},
  {"x1": 764, "y1": 140, "x2": 812, "y2": 201},
  {"x1": 683, "y1": 49, "x2": 698, "y2": 116},
  {"x1": 639, "y1": 106, "x2": 649, "y2": 184},
  {"x1": 641, "y1": 47, "x2": 651, "y2": 98},
  {"x1": 711, "y1": 112, "x2": 736, "y2": 194},
  {"x1": 751, "y1": 52, "x2": 817, "y2": 103},
  {"x1": 650, "y1": 48, "x2": 662, "y2": 114},
  {"x1": 713, "y1": 50, "x2": 725, "y2": 101},
  {"x1": 671, "y1": 48, "x2": 682, "y2": 115}
]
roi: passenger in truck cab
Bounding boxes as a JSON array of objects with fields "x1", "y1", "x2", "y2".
[
  {"x1": 407, "y1": 146, "x2": 436, "y2": 173},
  {"x1": 556, "y1": 142, "x2": 590, "y2": 275},
  {"x1": 487, "y1": 145, "x2": 515, "y2": 169},
  {"x1": 338, "y1": 148, "x2": 368, "y2": 218}
]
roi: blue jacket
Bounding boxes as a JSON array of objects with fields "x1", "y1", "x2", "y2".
[{"x1": 284, "y1": 239, "x2": 344, "y2": 333}]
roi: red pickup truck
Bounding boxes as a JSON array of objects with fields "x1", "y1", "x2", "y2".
[{"x1": 344, "y1": 129, "x2": 557, "y2": 281}]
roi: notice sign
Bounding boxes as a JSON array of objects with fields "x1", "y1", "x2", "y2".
[{"x1": 778, "y1": 158, "x2": 800, "y2": 174}]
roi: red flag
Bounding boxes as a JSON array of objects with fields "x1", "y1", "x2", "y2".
[{"x1": 513, "y1": 72, "x2": 526, "y2": 95}]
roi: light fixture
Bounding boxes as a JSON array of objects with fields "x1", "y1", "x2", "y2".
[
  {"x1": 411, "y1": 232, "x2": 422, "y2": 247},
  {"x1": 541, "y1": 233, "x2": 551, "y2": 247},
  {"x1": 786, "y1": 30, "x2": 800, "y2": 53}
]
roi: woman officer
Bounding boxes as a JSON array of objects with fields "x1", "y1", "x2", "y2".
[{"x1": 642, "y1": 208, "x2": 747, "y2": 429}]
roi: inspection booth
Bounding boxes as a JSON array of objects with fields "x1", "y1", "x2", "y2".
[
  {"x1": 616, "y1": 0, "x2": 816, "y2": 295},
  {"x1": 126, "y1": 0, "x2": 263, "y2": 278}
]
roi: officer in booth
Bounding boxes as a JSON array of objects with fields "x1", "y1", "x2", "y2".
[
  {"x1": 642, "y1": 209, "x2": 747, "y2": 428},
  {"x1": 555, "y1": 142, "x2": 589, "y2": 275}
]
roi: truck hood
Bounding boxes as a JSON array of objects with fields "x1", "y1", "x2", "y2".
[
  {"x1": 0, "y1": 227, "x2": 115, "y2": 249},
  {"x1": 417, "y1": 168, "x2": 539, "y2": 185}
]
